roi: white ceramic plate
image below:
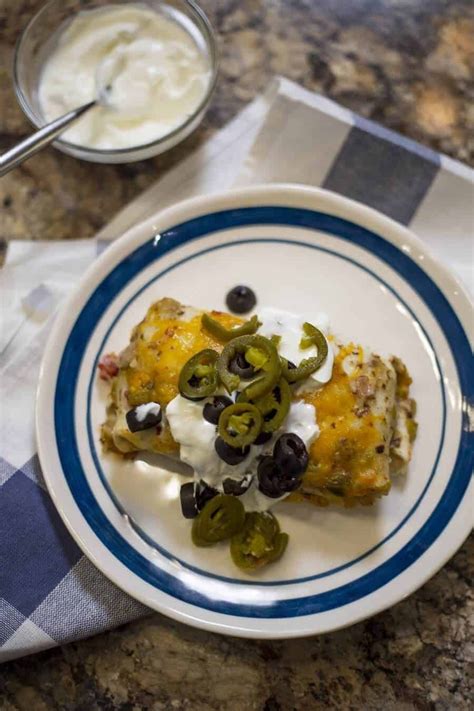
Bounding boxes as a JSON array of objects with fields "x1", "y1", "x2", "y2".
[{"x1": 36, "y1": 185, "x2": 473, "y2": 638}]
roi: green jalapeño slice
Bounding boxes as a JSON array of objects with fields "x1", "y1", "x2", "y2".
[
  {"x1": 218, "y1": 335, "x2": 281, "y2": 400},
  {"x1": 282, "y1": 322, "x2": 328, "y2": 383},
  {"x1": 192, "y1": 495, "x2": 245, "y2": 546},
  {"x1": 230, "y1": 512, "x2": 289, "y2": 570},
  {"x1": 217, "y1": 402, "x2": 263, "y2": 448},
  {"x1": 253, "y1": 377, "x2": 291, "y2": 433},
  {"x1": 201, "y1": 313, "x2": 260, "y2": 342},
  {"x1": 179, "y1": 349, "x2": 219, "y2": 400}
]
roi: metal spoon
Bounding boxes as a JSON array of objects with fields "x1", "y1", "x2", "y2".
[
  {"x1": 0, "y1": 100, "x2": 98, "y2": 177},
  {"x1": 1, "y1": 77, "x2": 114, "y2": 176}
]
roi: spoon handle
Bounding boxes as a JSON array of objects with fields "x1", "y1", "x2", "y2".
[{"x1": 0, "y1": 100, "x2": 96, "y2": 177}]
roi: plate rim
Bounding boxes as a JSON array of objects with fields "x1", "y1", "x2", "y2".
[{"x1": 36, "y1": 184, "x2": 473, "y2": 638}]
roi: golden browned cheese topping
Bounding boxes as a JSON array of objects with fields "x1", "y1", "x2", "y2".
[
  {"x1": 125, "y1": 307, "x2": 242, "y2": 407},
  {"x1": 301, "y1": 344, "x2": 382, "y2": 495}
]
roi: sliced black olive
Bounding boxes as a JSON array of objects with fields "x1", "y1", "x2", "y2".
[
  {"x1": 254, "y1": 430, "x2": 273, "y2": 446},
  {"x1": 226, "y1": 285, "x2": 257, "y2": 314},
  {"x1": 215, "y1": 437, "x2": 250, "y2": 465},
  {"x1": 223, "y1": 476, "x2": 252, "y2": 496},
  {"x1": 180, "y1": 481, "x2": 218, "y2": 519},
  {"x1": 257, "y1": 455, "x2": 302, "y2": 498},
  {"x1": 257, "y1": 456, "x2": 286, "y2": 498},
  {"x1": 195, "y1": 480, "x2": 219, "y2": 510},
  {"x1": 180, "y1": 482, "x2": 198, "y2": 518},
  {"x1": 126, "y1": 402, "x2": 162, "y2": 433},
  {"x1": 203, "y1": 395, "x2": 233, "y2": 425},
  {"x1": 229, "y1": 351, "x2": 254, "y2": 379},
  {"x1": 273, "y1": 433, "x2": 309, "y2": 476}
]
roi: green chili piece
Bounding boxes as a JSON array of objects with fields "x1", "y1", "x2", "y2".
[
  {"x1": 192, "y1": 495, "x2": 245, "y2": 547},
  {"x1": 281, "y1": 357, "x2": 318, "y2": 383},
  {"x1": 281, "y1": 322, "x2": 328, "y2": 383},
  {"x1": 245, "y1": 346, "x2": 268, "y2": 370},
  {"x1": 325, "y1": 471, "x2": 351, "y2": 497},
  {"x1": 217, "y1": 402, "x2": 263, "y2": 448},
  {"x1": 249, "y1": 377, "x2": 291, "y2": 433},
  {"x1": 407, "y1": 419, "x2": 418, "y2": 443},
  {"x1": 230, "y1": 512, "x2": 289, "y2": 570},
  {"x1": 201, "y1": 313, "x2": 260, "y2": 342},
  {"x1": 299, "y1": 322, "x2": 328, "y2": 363},
  {"x1": 178, "y1": 349, "x2": 219, "y2": 400},
  {"x1": 300, "y1": 322, "x2": 328, "y2": 356},
  {"x1": 218, "y1": 335, "x2": 281, "y2": 399}
]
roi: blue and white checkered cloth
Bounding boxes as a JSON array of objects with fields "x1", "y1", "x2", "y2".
[{"x1": 1, "y1": 77, "x2": 472, "y2": 663}]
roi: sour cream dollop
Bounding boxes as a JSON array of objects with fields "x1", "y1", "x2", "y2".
[
  {"x1": 257, "y1": 307, "x2": 334, "y2": 391},
  {"x1": 166, "y1": 396, "x2": 318, "y2": 511},
  {"x1": 38, "y1": 4, "x2": 211, "y2": 150}
]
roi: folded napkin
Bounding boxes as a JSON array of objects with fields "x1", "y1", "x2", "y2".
[{"x1": 1, "y1": 77, "x2": 472, "y2": 663}]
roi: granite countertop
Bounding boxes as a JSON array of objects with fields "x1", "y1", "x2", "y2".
[{"x1": 0, "y1": 1, "x2": 473, "y2": 708}]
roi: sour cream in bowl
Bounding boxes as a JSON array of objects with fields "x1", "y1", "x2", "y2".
[{"x1": 14, "y1": 1, "x2": 217, "y2": 163}]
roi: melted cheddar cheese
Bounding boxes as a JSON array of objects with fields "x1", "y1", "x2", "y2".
[
  {"x1": 125, "y1": 307, "x2": 242, "y2": 407},
  {"x1": 301, "y1": 345, "x2": 386, "y2": 499}
]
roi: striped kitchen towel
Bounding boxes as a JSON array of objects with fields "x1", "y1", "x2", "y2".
[{"x1": 0, "y1": 76, "x2": 472, "y2": 663}]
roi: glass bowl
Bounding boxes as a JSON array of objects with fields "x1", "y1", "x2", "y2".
[{"x1": 13, "y1": 0, "x2": 218, "y2": 164}]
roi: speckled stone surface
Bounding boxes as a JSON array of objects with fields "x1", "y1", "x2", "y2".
[{"x1": 0, "y1": 1, "x2": 473, "y2": 708}]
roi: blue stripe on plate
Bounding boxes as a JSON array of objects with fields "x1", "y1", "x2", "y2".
[
  {"x1": 323, "y1": 126, "x2": 440, "y2": 224},
  {"x1": 54, "y1": 207, "x2": 473, "y2": 618},
  {"x1": 85, "y1": 238, "x2": 446, "y2": 586}
]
